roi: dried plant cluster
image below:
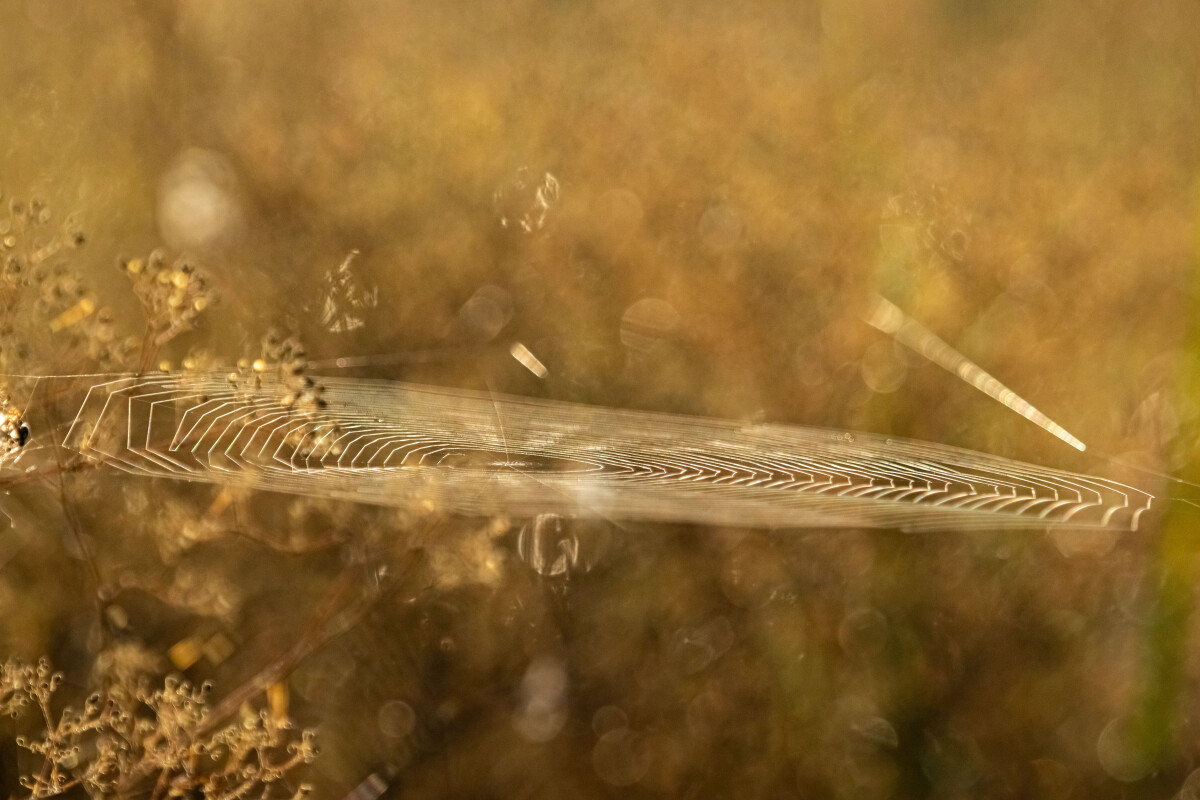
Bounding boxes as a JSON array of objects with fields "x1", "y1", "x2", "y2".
[
  {"x1": 0, "y1": 195, "x2": 217, "y2": 377},
  {"x1": 209, "y1": 332, "x2": 343, "y2": 462},
  {"x1": 121, "y1": 250, "x2": 215, "y2": 353},
  {"x1": 1, "y1": 656, "x2": 317, "y2": 800},
  {"x1": 0, "y1": 194, "x2": 125, "y2": 372},
  {"x1": 0, "y1": 194, "x2": 329, "y2": 799},
  {"x1": 226, "y1": 331, "x2": 331, "y2": 417}
]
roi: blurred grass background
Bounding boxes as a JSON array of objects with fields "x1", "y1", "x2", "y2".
[{"x1": 0, "y1": 0, "x2": 1198, "y2": 798}]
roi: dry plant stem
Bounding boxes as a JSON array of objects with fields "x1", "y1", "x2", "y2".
[
  {"x1": 53, "y1": 465, "x2": 101, "y2": 590},
  {"x1": 48, "y1": 445, "x2": 113, "y2": 651},
  {"x1": 0, "y1": 458, "x2": 88, "y2": 492},
  {"x1": 136, "y1": 325, "x2": 160, "y2": 377},
  {"x1": 150, "y1": 761, "x2": 171, "y2": 800},
  {"x1": 221, "y1": 525, "x2": 347, "y2": 553},
  {"x1": 199, "y1": 542, "x2": 428, "y2": 736},
  {"x1": 35, "y1": 694, "x2": 68, "y2": 797},
  {"x1": 221, "y1": 501, "x2": 349, "y2": 554},
  {"x1": 51, "y1": 443, "x2": 118, "y2": 657}
]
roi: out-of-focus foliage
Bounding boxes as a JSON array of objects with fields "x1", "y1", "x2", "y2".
[{"x1": 0, "y1": 1, "x2": 1198, "y2": 798}]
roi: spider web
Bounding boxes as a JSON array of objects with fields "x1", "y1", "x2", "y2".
[{"x1": 56, "y1": 371, "x2": 1153, "y2": 532}]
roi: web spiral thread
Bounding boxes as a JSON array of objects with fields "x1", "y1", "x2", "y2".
[{"x1": 57, "y1": 372, "x2": 1152, "y2": 532}]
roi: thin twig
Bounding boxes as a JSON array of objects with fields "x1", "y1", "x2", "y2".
[{"x1": 199, "y1": 543, "x2": 428, "y2": 734}]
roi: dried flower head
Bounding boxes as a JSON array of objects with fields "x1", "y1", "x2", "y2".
[{"x1": 121, "y1": 249, "x2": 216, "y2": 348}]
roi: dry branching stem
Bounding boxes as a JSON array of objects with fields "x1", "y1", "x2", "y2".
[{"x1": 1, "y1": 656, "x2": 316, "y2": 800}]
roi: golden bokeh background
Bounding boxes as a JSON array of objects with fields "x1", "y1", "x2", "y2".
[{"x1": 0, "y1": 1, "x2": 1198, "y2": 798}]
